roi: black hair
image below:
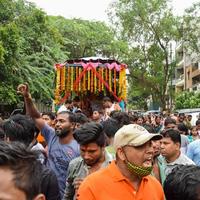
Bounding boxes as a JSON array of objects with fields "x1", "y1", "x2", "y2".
[
  {"x1": 111, "y1": 111, "x2": 131, "y2": 127},
  {"x1": 0, "y1": 123, "x2": 5, "y2": 141},
  {"x1": 75, "y1": 113, "x2": 89, "y2": 124},
  {"x1": 161, "y1": 129, "x2": 181, "y2": 144},
  {"x1": 178, "y1": 113, "x2": 185, "y2": 117},
  {"x1": 73, "y1": 96, "x2": 80, "y2": 102},
  {"x1": 3, "y1": 114, "x2": 36, "y2": 146},
  {"x1": 196, "y1": 119, "x2": 200, "y2": 126},
  {"x1": 102, "y1": 118, "x2": 121, "y2": 138},
  {"x1": 155, "y1": 115, "x2": 162, "y2": 120},
  {"x1": 73, "y1": 122, "x2": 106, "y2": 147},
  {"x1": 103, "y1": 96, "x2": 112, "y2": 102},
  {"x1": 178, "y1": 123, "x2": 189, "y2": 135},
  {"x1": 65, "y1": 99, "x2": 72, "y2": 104},
  {"x1": 0, "y1": 141, "x2": 43, "y2": 200},
  {"x1": 57, "y1": 111, "x2": 76, "y2": 123},
  {"x1": 143, "y1": 124, "x2": 156, "y2": 133},
  {"x1": 110, "y1": 110, "x2": 120, "y2": 118},
  {"x1": 164, "y1": 165, "x2": 200, "y2": 200},
  {"x1": 42, "y1": 111, "x2": 56, "y2": 120},
  {"x1": 74, "y1": 109, "x2": 82, "y2": 113},
  {"x1": 164, "y1": 117, "x2": 176, "y2": 127},
  {"x1": 92, "y1": 108, "x2": 103, "y2": 115},
  {"x1": 129, "y1": 115, "x2": 138, "y2": 123}
]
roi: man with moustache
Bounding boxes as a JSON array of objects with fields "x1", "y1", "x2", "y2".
[
  {"x1": 17, "y1": 83, "x2": 80, "y2": 199},
  {"x1": 77, "y1": 124, "x2": 164, "y2": 200},
  {"x1": 63, "y1": 122, "x2": 113, "y2": 200},
  {"x1": 160, "y1": 129, "x2": 194, "y2": 176}
]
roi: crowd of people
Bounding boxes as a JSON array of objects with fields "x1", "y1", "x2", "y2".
[{"x1": 0, "y1": 83, "x2": 200, "y2": 200}]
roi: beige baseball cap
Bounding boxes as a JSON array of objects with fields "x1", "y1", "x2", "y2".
[{"x1": 113, "y1": 124, "x2": 162, "y2": 150}]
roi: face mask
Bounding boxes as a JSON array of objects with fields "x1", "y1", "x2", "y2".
[{"x1": 125, "y1": 160, "x2": 153, "y2": 178}]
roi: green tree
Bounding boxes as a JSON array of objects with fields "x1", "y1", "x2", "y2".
[
  {"x1": 182, "y1": 2, "x2": 200, "y2": 55},
  {"x1": 0, "y1": 0, "x2": 129, "y2": 107},
  {"x1": 48, "y1": 16, "x2": 129, "y2": 59},
  {"x1": 0, "y1": 0, "x2": 68, "y2": 104},
  {"x1": 110, "y1": 0, "x2": 180, "y2": 110},
  {"x1": 175, "y1": 91, "x2": 200, "y2": 109}
]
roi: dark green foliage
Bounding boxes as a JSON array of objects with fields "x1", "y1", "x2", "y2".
[
  {"x1": 0, "y1": 0, "x2": 128, "y2": 105},
  {"x1": 175, "y1": 92, "x2": 200, "y2": 109}
]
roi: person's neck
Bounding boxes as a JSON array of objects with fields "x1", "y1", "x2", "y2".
[
  {"x1": 59, "y1": 132, "x2": 74, "y2": 144},
  {"x1": 109, "y1": 138, "x2": 114, "y2": 146},
  {"x1": 116, "y1": 161, "x2": 141, "y2": 191},
  {"x1": 166, "y1": 150, "x2": 181, "y2": 163},
  {"x1": 153, "y1": 155, "x2": 159, "y2": 163}
]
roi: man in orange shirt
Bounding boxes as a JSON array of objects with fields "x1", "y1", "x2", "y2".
[{"x1": 77, "y1": 124, "x2": 165, "y2": 200}]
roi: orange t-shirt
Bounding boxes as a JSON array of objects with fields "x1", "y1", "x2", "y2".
[
  {"x1": 77, "y1": 161, "x2": 165, "y2": 200},
  {"x1": 37, "y1": 132, "x2": 45, "y2": 143}
]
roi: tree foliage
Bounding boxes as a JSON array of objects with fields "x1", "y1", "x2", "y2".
[
  {"x1": 110, "y1": 0, "x2": 180, "y2": 110},
  {"x1": 183, "y1": 2, "x2": 200, "y2": 55},
  {"x1": 0, "y1": 0, "x2": 128, "y2": 106},
  {"x1": 175, "y1": 92, "x2": 200, "y2": 109}
]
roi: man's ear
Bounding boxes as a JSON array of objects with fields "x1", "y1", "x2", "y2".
[
  {"x1": 34, "y1": 194, "x2": 46, "y2": 200},
  {"x1": 5, "y1": 136, "x2": 10, "y2": 142},
  {"x1": 175, "y1": 142, "x2": 181, "y2": 151},
  {"x1": 71, "y1": 122, "x2": 76, "y2": 130},
  {"x1": 116, "y1": 148, "x2": 126, "y2": 161}
]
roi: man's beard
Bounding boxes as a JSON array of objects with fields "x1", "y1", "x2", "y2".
[
  {"x1": 84, "y1": 151, "x2": 103, "y2": 166},
  {"x1": 55, "y1": 128, "x2": 71, "y2": 138}
]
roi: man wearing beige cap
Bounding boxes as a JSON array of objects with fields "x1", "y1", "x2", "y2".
[{"x1": 76, "y1": 124, "x2": 165, "y2": 200}]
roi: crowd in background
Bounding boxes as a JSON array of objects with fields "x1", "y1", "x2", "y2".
[{"x1": 0, "y1": 83, "x2": 200, "y2": 199}]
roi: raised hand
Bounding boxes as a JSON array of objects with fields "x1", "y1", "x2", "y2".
[{"x1": 17, "y1": 83, "x2": 30, "y2": 98}]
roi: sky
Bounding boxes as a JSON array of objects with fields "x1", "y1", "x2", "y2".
[{"x1": 27, "y1": 0, "x2": 198, "y2": 23}]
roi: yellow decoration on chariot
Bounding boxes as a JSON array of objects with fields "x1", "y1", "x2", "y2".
[
  {"x1": 101, "y1": 68, "x2": 104, "y2": 91},
  {"x1": 109, "y1": 69, "x2": 112, "y2": 92},
  {"x1": 76, "y1": 67, "x2": 79, "y2": 91},
  {"x1": 105, "y1": 68, "x2": 108, "y2": 82},
  {"x1": 91, "y1": 69, "x2": 94, "y2": 92},
  {"x1": 67, "y1": 66, "x2": 70, "y2": 92},
  {"x1": 71, "y1": 67, "x2": 74, "y2": 91},
  {"x1": 54, "y1": 61, "x2": 127, "y2": 106},
  {"x1": 60, "y1": 67, "x2": 65, "y2": 91},
  {"x1": 83, "y1": 70, "x2": 86, "y2": 91},
  {"x1": 55, "y1": 67, "x2": 61, "y2": 103},
  {"x1": 114, "y1": 68, "x2": 116, "y2": 94},
  {"x1": 94, "y1": 69, "x2": 97, "y2": 93},
  {"x1": 79, "y1": 67, "x2": 82, "y2": 91},
  {"x1": 98, "y1": 68, "x2": 101, "y2": 92},
  {"x1": 88, "y1": 70, "x2": 90, "y2": 91}
]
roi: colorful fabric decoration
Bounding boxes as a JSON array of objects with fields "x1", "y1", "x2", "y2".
[{"x1": 54, "y1": 59, "x2": 127, "y2": 105}]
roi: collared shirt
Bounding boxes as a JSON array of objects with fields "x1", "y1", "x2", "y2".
[
  {"x1": 63, "y1": 150, "x2": 114, "y2": 200},
  {"x1": 77, "y1": 161, "x2": 165, "y2": 200},
  {"x1": 151, "y1": 155, "x2": 166, "y2": 186},
  {"x1": 187, "y1": 139, "x2": 200, "y2": 166},
  {"x1": 163, "y1": 153, "x2": 195, "y2": 176}
]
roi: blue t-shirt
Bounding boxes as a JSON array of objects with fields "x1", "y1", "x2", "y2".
[
  {"x1": 41, "y1": 124, "x2": 80, "y2": 198},
  {"x1": 187, "y1": 139, "x2": 200, "y2": 166}
]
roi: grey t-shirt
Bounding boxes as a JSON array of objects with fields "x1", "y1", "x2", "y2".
[
  {"x1": 41, "y1": 124, "x2": 80, "y2": 198},
  {"x1": 164, "y1": 153, "x2": 195, "y2": 176}
]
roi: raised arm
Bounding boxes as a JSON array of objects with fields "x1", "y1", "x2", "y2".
[{"x1": 17, "y1": 83, "x2": 45, "y2": 130}]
